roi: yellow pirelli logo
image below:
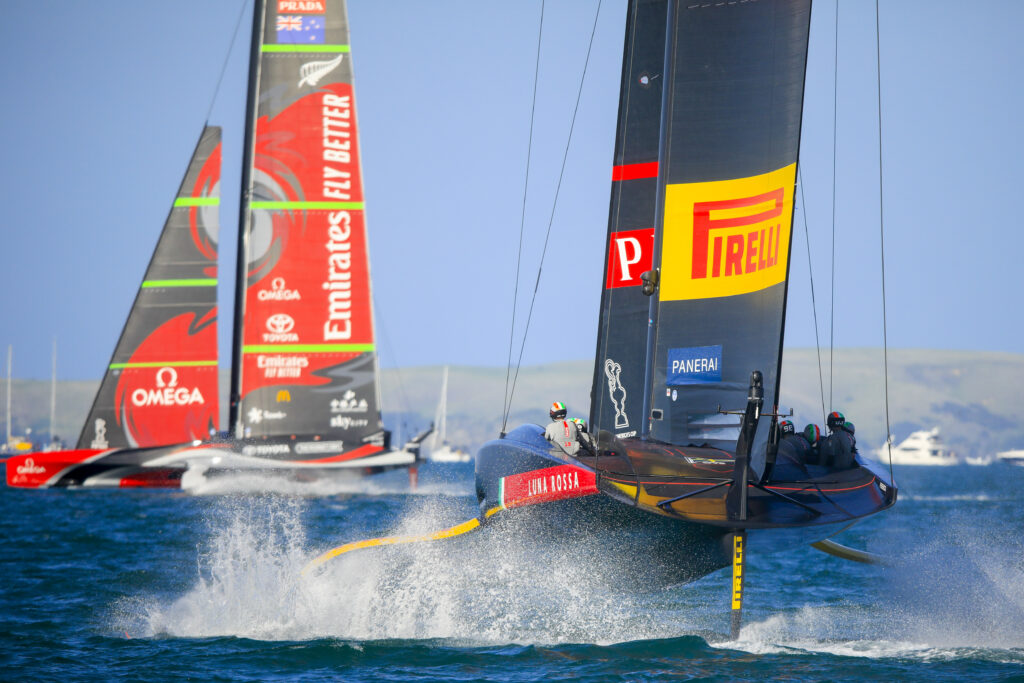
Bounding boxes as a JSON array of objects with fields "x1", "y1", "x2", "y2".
[
  {"x1": 731, "y1": 532, "x2": 744, "y2": 610},
  {"x1": 661, "y1": 163, "x2": 796, "y2": 300}
]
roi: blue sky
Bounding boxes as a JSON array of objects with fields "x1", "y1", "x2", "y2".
[{"x1": 0, "y1": 0, "x2": 1021, "y2": 380}]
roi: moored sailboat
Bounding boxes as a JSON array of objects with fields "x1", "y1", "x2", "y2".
[{"x1": 6, "y1": 0, "x2": 427, "y2": 490}]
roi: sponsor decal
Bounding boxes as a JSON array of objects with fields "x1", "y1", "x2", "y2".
[
  {"x1": 130, "y1": 367, "x2": 205, "y2": 407},
  {"x1": 15, "y1": 458, "x2": 46, "y2": 476},
  {"x1": 276, "y1": 390, "x2": 291, "y2": 402},
  {"x1": 277, "y1": 0, "x2": 325, "y2": 12},
  {"x1": 323, "y1": 207, "x2": 355, "y2": 341},
  {"x1": 248, "y1": 407, "x2": 263, "y2": 424},
  {"x1": 499, "y1": 464, "x2": 598, "y2": 510},
  {"x1": 247, "y1": 408, "x2": 286, "y2": 424},
  {"x1": 295, "y1": 440, "x2": 345, "y2": 455},
  {"x1": 257, "y1": 354, "x2": 308, "y2": 378},
  {"x1": 91, "y1": 418, "x2": 109, "y2": 449},
  {"x1": 299, "y1": 54, "x2": 344, "y2": 88},
  {"x1": 276, "y1": 14, "x2": 325, "y2": 44},
  {"x1": 684, "y1": 456, "x2": 733, "y2": 465},
  {"x1": 331, "y1": 390, "x2": 367, "y2": 413},
  {"x1": 617, "y1": 430, "x2": 637, "y2": 438},
  {"x1": 242, "y1": 443, "x2": 291, "y2": 456},
  {"x1": 603, "y1": 358, "x2": 629, "y2": 429},
  {"x1": 661, "y1": 164, "x2": 796, "y2": 300},
  {"x1": 330, "y1": 415, "x2": 369, "y2": 429},
  {"x1": 257, "y1": 277, "x2": 302, "y2": 302},
  {"x1": 264, "y1": 313, "x2": 299, "y2": 342},
  {"x1": 667, "y1": 345, "x2": 722, "y2": 386},
  {"x1": 605, "y1": 228, "x2": 654, "y2": 289}
]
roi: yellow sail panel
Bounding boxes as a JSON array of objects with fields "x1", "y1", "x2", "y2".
[{"x1": 660, "y1": 163, "x2": 796, "y2": 301}]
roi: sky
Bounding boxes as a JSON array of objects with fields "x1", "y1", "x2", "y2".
[{"x1": 1, "y1": 0, "x2": 1022, "y2": 381}]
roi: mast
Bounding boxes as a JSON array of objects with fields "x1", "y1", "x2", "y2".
[
  {"x1": 49, "y1": 337, "x2": 56, "y2": 446},
  {"x1": 5, "y1": 345, "x2": 10, "y2": 447},
  {"x1": 639, "y1": 0, "x2": 678, "y2": 439},
  {"x1": 229, "y1": 0, "x2": 266, "y2": 438}
]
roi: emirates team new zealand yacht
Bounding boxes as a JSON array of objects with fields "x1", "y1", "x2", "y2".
[
  {"x1": 471, "y1": 0, "x2": 897, "y2": 636},
  {"x1": 6, "y1": 0, "x2": 428, "y2": 490}
]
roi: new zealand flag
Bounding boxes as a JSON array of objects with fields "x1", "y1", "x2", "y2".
[{"x1": 276, "y1": 15, "x2": 325, "y2": 44}]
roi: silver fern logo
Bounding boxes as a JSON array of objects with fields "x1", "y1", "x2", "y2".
[{"x1": 298, "y1": 54, "x2": 344, "y2": 87}]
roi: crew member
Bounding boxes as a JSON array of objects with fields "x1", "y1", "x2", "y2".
[
  {"x1": 776, "y1": 419, "x2": 812, "y2": 465},
  {"x1": 544, "y1": 401, "x2": 580, "y2": 457},
  {"x1": 803, "y1": 423, "x2": 822, "y2": 465},
  {"x1": 819, "y1": 410, "x2": 856, "y2": 469},
  {"x1": 571, "y1": 417, "x2": 596, "y2": 455}
]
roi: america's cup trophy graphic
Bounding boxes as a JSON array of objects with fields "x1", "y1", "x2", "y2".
[{"x1": 604, "y1": 358, "x2": 629, "y2": 429}]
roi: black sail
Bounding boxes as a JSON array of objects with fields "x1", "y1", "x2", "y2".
[
  {"x1": 591, "y1": 0, "x2": 811, "y2": 454},
  {"x1": 78, "y1": 127, "x2": 221, "y2": 450}
]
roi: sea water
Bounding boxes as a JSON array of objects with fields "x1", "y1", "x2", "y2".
[{"x1": 2, "y1": 463, "x2": 1023, "y2": 681}]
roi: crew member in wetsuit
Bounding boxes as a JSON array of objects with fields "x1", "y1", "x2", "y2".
[
  {"x1": 571, "y1": 417, "x2": 597, "y2": 455},
  {"x1": 803, "y1": 423, "x2": 823, "y2": 465},
  {"x1": 776, "y1": 419, "x2": 813, "y2": 465},
  {"x1": 819, "y1": 411, "x2": 856, "y2": 469},
  {"x1": 544, "y1": 401, "x2": 580, "y2": 457}
]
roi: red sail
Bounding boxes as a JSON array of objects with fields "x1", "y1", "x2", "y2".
[
  {"x1": 234, "y1": 0, "x2": 384, "y2": 446},
  {"x1": 77, "y1": 127, "x2": 221, "y2": 449}
]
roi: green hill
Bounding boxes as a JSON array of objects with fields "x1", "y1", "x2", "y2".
[{"x1": 4, "y1": 349, "x2": 1022, "y2": 457}]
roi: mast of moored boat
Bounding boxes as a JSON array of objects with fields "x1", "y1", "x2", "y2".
[
  {"x1": 5, "y1": 345, "x2": 11, "y2": 448},
  {"x1": 49, "y1": 338, "x2": 56, "y2": 447},
  {"x1": 229, "y1": 0, "x2": 267, "y2": 438}
]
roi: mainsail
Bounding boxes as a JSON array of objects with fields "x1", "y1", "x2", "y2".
[
  {"x1": 591, "y1": 0, "x2": 810, "y2": 454},
  {"x1": 231, "y1": 0, "x2": 386, "y2": 452},
  {"x1": 78, "y1": 126, "x2": 221, "y2": 449}
]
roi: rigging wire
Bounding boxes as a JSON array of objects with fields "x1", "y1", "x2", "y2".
[
  {"x1": 875, "y1": 0, "x2": 895, "y2": 484},
  {"x1": 203, "y1": 0, "x2": 250, "y2": 126},
  {"x1": 502, "y1": 0, "x2": 546, "y2": 436},
  {"x1": 797, "y1": 167, "x2": 828, "y2": 422},
  {"x1": 502, "y1": 0, "x2": 604, "y2": 432},
  {"x1": 372, "y1": 294, "x2": 413, "y2": 440},
  {"x1": 828, "y1": 0, "x2": 840, "y2": 413}
]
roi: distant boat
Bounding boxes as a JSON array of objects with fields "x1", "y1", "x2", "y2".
[
  {"x1": 427, "y1": 367, "x2": 471, "y2": 464},
  {"x1": 6, "y1": 0, "x2": 428, "y2": 490},
  {"x1": 996, "y1": 449, "x2": 1024, "y2": 466},
  {"x1": 875, "y1": 427, "x2": 960, "y2": 466}
]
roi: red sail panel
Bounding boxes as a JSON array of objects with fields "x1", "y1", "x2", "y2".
[
  {"x1": 77, "y1": 127, "x2": 221, "y2": 449},
  {"x1": 235, "y1": 0, "x2": 384, "y2": 446}
]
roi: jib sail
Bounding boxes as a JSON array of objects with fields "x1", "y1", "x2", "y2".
[
  {"x1": 591, "y1": 0, "x2": 810, "y2": 453},
  {"x1": 230, "y1": 0, "x2": 385, "y2": 451},
  {"x1": 78, "y1": 126, "x2": 221, "y2": 449}
]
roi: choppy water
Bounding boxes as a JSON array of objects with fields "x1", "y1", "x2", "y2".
[{"x1": 3, "y1": 462, "x2": 1023, "y2": 681}]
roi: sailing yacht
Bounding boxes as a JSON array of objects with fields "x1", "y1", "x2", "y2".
[
  {"x1": 427, "y1": 367, "x2": 471, "y2": 464},
  {"x1": 6, "y1": 0, "x2": 428, "y2": 489},
  {"x1": 468, "y1": 0, "x2": 896, "y2": 633}
]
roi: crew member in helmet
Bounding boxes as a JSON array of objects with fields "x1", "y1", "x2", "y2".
[
  {"x1": 776, "y1": 419, "x2": 813, "y2": 465},
  {"x1": 819, "y1": 410, "x2": 856, "y2": 468},
  {"x1": 544, "y1": 401, "x2": 580, "y2": 457},
  {"x1": 571, "y1": 417, "x2": 597, "y2": 455},
  {"x1": 803, "y1": 423, "x2": 823, "y2": 465}
]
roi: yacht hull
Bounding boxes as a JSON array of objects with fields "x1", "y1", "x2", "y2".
[{"x1": 475, "y1": 425, "x2": 896, "y2": 585}]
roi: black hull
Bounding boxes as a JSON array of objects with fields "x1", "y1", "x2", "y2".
[{"x1": 475, "y1": 424, "x2": 896, "y2": 585}]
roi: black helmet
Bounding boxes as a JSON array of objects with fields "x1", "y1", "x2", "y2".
[
  {"x1": 826, "y1": 411, "x2": 846, "y2": 431},
  {"x1": 549, "y1": 401, "x2": 568, "y2": 421},
  {"x1": 779, "y1": 420, "x2": 795, "y2": 435}
]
